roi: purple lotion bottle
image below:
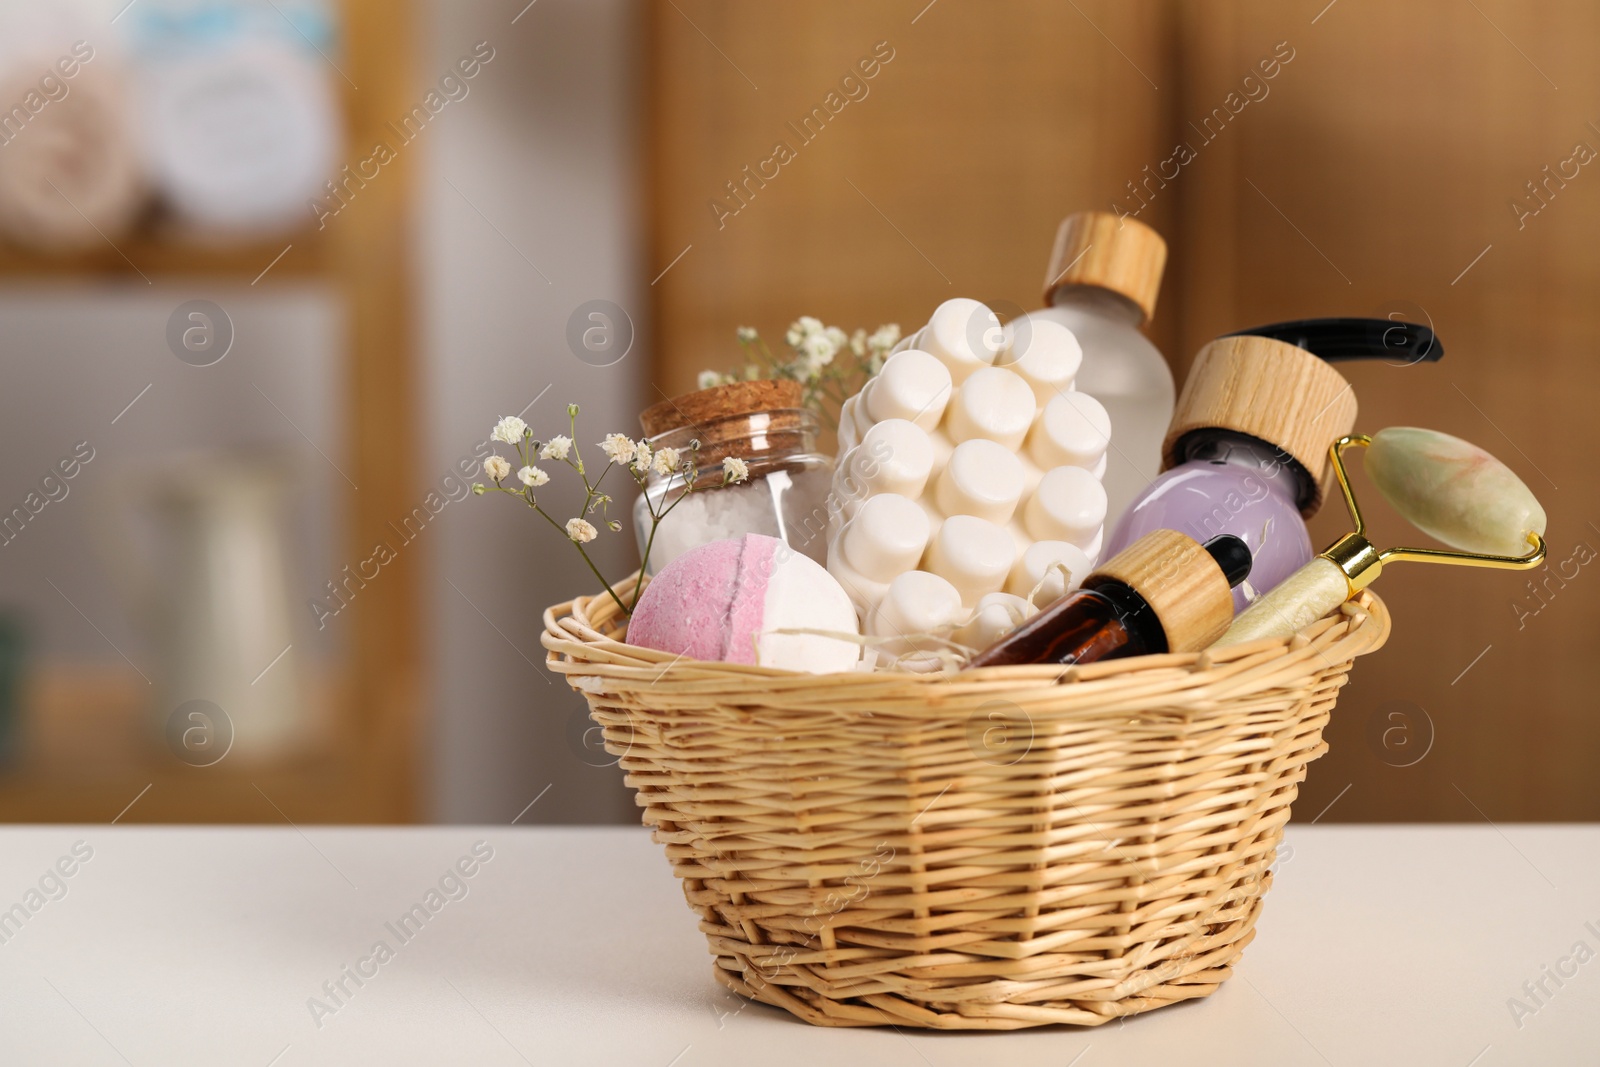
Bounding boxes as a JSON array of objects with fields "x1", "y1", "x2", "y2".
[{"x1": 1103, "y1": 318, "x2": 1442, "y2": 612}]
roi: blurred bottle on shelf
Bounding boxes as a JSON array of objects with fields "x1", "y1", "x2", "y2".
[
  {"x1": 101, "y1": 452, "x2": 314, "y2": 762},
  {"x1": 0, "y1": 612, "x2": 25, "y2": 768}
]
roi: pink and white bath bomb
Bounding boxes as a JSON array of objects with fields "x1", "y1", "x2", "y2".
[{"x1": 627, "y1": 534, "x2": 861, "y2": 674}]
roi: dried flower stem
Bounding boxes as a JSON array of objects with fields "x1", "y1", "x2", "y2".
[{"x1": 476, "y1": 403, "x2": 747, "y2": 617}]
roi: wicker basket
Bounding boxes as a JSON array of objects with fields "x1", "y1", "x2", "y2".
[{"x1": 541, "y1": 575, "x2": 1390, "y2": 1029}]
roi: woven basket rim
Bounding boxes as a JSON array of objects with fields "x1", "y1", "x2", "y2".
[{"x1": 541, "y1": 572, "x2": 1391, "y2": 717}]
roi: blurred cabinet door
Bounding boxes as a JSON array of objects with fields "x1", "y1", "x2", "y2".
[
  {"x1": 646, "y1": 0, "x2": 1184, "y2": 392},
  {"x1": 1170, "y1": 0, "x2": 1600, "y2": 822}
]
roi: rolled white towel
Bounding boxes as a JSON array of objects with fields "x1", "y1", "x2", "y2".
[{"x1": 0, "y1": 58, "x2": 145, "y2": 251}]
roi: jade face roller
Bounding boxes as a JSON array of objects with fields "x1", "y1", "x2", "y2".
[{"x1": 1214, "y1": 427, "x2": 1547, "y2": 646}]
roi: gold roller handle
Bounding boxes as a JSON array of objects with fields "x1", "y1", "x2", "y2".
[{"x1": 1215, "y1": 434, "x2": 1546, "y2": 647}]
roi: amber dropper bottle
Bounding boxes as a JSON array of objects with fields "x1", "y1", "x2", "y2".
[{"x1": 966, "y1": 530, "x2": 1251, "y2": 669}]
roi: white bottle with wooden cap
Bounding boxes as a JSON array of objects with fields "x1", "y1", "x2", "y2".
[{"x1": 1018, "y1": 211, "x2": 1171, "y2": 526}]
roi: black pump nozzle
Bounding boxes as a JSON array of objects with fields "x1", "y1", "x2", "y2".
[
  {"x1": 1203, "y1": 534, "x2": 1253, "y2": 589},
  {"x1": 1223, "y1": 317, "x2": 1443, "y2": 366}
]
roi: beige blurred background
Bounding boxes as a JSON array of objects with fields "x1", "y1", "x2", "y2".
[{"x1": 0, "y1": 0, "x2": 1591, "y2": 825}]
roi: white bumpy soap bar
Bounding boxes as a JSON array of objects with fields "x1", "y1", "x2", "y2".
[
  {"x1": 867, "y1": 570, "x2": 965, "y2": 666},
  {"x1": 843, "y1": 494, "x2": 930, "y2": 581},
  {"x1": 936, "y1": 439, "x2": 1024, "y2": 524},
  {"x1": 1032, "y1": 391, "x2": 1112, "y2": 474},
  {"x1": 952, "y1": 591, "x2": 1034, "y2": 652},
  {"x1": 829, "y1": 298, "x2": 1113, "y2": 669},
  {"x1": 1008, "y1": 540, "x2": 1095, "y2": 603},
  {"x1": 907, "y1": 296, "x2": 1003, "y2": 384},
  {"x1": 1003, "y1": 318, "x2": 1082, "y2": 405},
  {"x1": 945, "y1": 366, "x2": 1036, "y2": 449}
]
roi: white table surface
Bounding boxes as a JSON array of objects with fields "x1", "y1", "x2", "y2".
[{"x1": 0, "y1": 824, "x2": 1594, "y2": 1065}]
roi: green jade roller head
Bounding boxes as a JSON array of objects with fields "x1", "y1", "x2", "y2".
[{"x1": 1214, "y1": 427, "x2": 1547, "y2": 646}]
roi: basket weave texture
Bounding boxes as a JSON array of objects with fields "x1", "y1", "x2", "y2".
[{"x1": 542, "y1": 576, "x2": 1390, "y2": 1030}]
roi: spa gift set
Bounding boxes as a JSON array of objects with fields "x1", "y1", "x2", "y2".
[{"x1": 509, "y1": 213, "x2": 1548, "y2": 1029}]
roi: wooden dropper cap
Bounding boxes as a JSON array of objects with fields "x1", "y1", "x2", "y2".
[
  {"x1": 1162, "y1": 335, "x2": 1359, "y2": 517},
  {"x1": 1084, "y1": 529, "x2": 1239, "y2": 653},
  {"x1": 1043, "y1": 211, "x2": 1168, "y2": 324}
]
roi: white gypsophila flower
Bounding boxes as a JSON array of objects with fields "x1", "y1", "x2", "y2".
[
  {"x1": 598, "y1": 433, "x2": 636, "y2": 465},
  {"x1": 484, "y1": 455, "x2": 511, "y2": 481},
  {"x1": 785, "y1": 315, "x2": 823, "y2": 347},
  {"x1": 490, "y1": 415, "x2": 527, "y2": 445},
  {"x1": 518, "y1": 465, "x2": 549, "y2": 487},
  {"x1": 652, "y1": 447, "x2": 681, "y2": 475},
  {"x1": 632, "y1": 441, "x2": 653, "y2": 473},
  {"x1": 722, "y1": 456, "x2": 749, "y2": 483},
  {"x1": 798, "y1": 332, "x2": 836, "y2": 380},
  {"x1": 697, "y1": 370, "x2": 723, "y2": 390},
  {"x1": 735, "y1": 326, "x2": 758, "y2": 343},
  {"x1": 849, "y1": 328, "x2": 868, "y2": 357},
  {"x1": 565, "y1": 517, "x2": 598, "y2": 543},
  {"x1": 540, "y1": 435, "x2": 572, "y2": 461},
  {"x1": 868, "y1": 323, "x2": 901, "y2": 352},
  {"x1": 823, "y1": 325, "x2": 848, "y2": 353}
]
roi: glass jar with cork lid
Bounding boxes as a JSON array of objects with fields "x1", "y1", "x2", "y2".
[{"x1": 634, "y1": 380, "x2": 835, "y2": 574}]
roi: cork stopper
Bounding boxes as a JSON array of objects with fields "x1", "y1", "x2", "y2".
[
  {"x1": 1043, "y1": 211, "x2": 1167, "y2": 324},
  {"x1": 1084, "y1": 529, "x2": 1235, "y2": 653},
  {"x1": 640, "y1": 379, "x2": 803, "y2": 437},
  {"x1": 638, "y1": 379, "x2": 817, "y2": 489},
  {"x1": 1162, "y1": 335, "x2": 1359, "y2": 517}
]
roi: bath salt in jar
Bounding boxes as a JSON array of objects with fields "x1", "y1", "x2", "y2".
[{"x1": 634, "y1": 380, "x2": 835, "y2": 574}]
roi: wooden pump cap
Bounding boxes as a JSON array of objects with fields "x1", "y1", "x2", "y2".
[
  {"x1": 1085, "y1": 529, "x2": 1235, "y2": 653},
  {"x1": 1043, "y1": 211, "x2": 1167, "y2": 324},
  {"x1": 1162, "y1": 335, "x2": 1359, "y2": 517}
]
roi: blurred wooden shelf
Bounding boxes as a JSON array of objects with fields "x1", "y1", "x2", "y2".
[
  {"x1": 0, "y1": 0, "x2": 425, "y2": 823},
  {"x1": 0, "y1": 228, "x2": 329, "y2": 283},
  {"x1": 0, "y1": 665, "x2": 407, "y2": 824}
]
